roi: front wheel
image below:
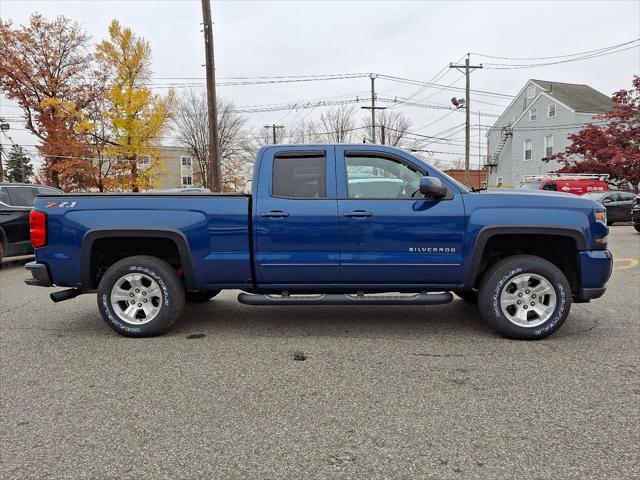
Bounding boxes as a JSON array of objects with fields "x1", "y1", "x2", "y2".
[
  {"x1": 478, "y1": 255, "x2": 571, "y2": 340},
  {"x1": 634, "y1": 224, "x2": 640, "y2": 233},
  {"x1": 97, "y1": 255, "x2": 185, "y2": 337}
]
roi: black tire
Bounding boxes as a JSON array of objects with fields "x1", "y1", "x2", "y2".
[
  {"x1": 185, "y1": 290, "x2": 220, "y2": 303},
  {"x1": 0, "y1": 242, "x2": 4, "y2": 265},
  {"x1": 453, "y1": 289, "x2": 478, "y2": 302},
  {"x1": 478, "y1": 255, "x2": 571, "y2": 340},
  {"x1": 97, "y1": 255, "x2": 185, "y2": 337},
  {"x1": 634, "y1": 224, "x2": 640, "y2": 233}
]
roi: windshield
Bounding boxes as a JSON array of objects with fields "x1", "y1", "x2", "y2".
[{"x1": 519, "y1": 182, "x2": 542, "y2": 189}]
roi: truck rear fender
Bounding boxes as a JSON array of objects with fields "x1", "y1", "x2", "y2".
[{"x1": 81, "y1": 228, "x2": 197, "y2": 289}]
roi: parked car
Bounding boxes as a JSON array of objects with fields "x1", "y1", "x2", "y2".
[
  {"x1": 582, "y1": 191, "x2": 636, "y2": 225},
  {"x1": 632, "y1": 194, "x2": 640, "y2": 233},
  {"x1": 520, "y1": 174, "x2": 609, "y2": 195},
  {"x1": 0, "y1": 182, "x2": 62, "y2": 262},
  {"x1": 25, "y1": 144, "x2": 612, "y2": 340}
]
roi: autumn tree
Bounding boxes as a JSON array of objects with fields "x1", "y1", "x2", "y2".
[
  {"x1": 0, "y1": 14, "x2": 105, "y2": 188},
  {"x1": 96, "y1": 20, "x2": 175, "y2": 191},
  {"x1": 4, "y1": 145, "x2": 34, "y2": 183},
  {"x1": 174, "y1": 89, "x2": 253, "y2": 191},
  {"x1": 545, "y1": 75, "x2": 640, "y2": 191}
]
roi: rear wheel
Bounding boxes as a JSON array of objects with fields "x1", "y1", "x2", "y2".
[
  {"x1": 185, "y1": 290, "x2": 220, "y2": 303},
  {"x1": 478, "y1": 255, "x2": 571, "y2": 340},
  {"x1": 634, "y1": 224, "x2": 640, "y2": 233},
  {"x1": 97, "y1": 255, "x2": 185, "y2": 337}
]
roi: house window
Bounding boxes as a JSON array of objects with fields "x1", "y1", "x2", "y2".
[
  {"x1": 548, "y1": 103, "x2": 556, "y2": 118},
  {"x1": 523, "y1": 139, "x2": 532, "y2": 161},
  {"x1": 544, "y1": 135, "x2": 554, "y2": 157},
  {"x1": 526, "y1": 85, "x2": 535, "y2": 99},
  {"x1": 182, "y1": 176, "x2": 193, "y2": 186},
  {"x1": 138, "y1": 155, "x2": 151, "y2": 167},
  {"x1": 181, "y1": 156, "x2": 192, "y2": 167},
  {"x1": 529, "y1": 108, "x2": 537, "y2": 122},
  {"x1": 496, "y1": 177, "x2": 504, "y2": 187}
]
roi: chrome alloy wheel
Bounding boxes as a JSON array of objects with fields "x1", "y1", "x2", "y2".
[
  {"x1": 110, "y1": 273, "x2": 163, "y2": 325},
  {"x1": 499, "y1": 273, "x2": 557, "y2": 328}
]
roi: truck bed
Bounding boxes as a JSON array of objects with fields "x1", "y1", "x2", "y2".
[{"x1": 34, "y1": 193, "x2": 253, "y2": 290}]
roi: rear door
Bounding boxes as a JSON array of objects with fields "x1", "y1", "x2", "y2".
[
  {"x1": 335, "y1": 147, "x2": 466, "y2": 286},
  {"x1": 253, "y1": 147, "x2": 339, "y2": 284}
]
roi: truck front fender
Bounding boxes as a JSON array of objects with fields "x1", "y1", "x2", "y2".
[{"x1": 462, "y1": 225, "x2": 588, "y2": 289}]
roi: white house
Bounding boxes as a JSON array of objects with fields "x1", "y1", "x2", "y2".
[{"x1": 486, "y1": 80, "x2": 613, "y2": 187}]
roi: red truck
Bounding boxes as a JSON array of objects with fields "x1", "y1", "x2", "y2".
[{"x1": 520, "y1": 174, "x2": 609, "y2": 195}]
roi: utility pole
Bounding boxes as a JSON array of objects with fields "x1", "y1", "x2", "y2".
[
  {"x1": 450, "y1": 54, "x2": 482, "y2": 186},
  {"x1": 361, "y1": 74, "x2": 385, "y2": 143},
  {"x1": 264, "y1": 124, "x2": 285, "y2": 144},
  {"x1": 380, "y1": 125, "x2": 386, "y2": 145},
  {"x1": 0, "y1": 121, "x2": 10, "y2": 182},
  {"x1": 201, "y1": 0, "x2": 221, "y2": 191}
]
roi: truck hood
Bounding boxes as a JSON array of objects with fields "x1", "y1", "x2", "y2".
[{"x1": 468, "y1": 188, "x2": 602, "y2": 209}]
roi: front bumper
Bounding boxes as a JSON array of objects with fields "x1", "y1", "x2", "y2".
[
  {"x1": 574, "y1": 250, "x2": 612, "y2": 302},
  {"x1": 24, "y1": 261, "x2": 53, "y2": 287}
]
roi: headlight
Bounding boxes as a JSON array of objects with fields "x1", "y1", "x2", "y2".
[{"x1": 594, "y1": 210, "x2": 607, "y2": 225}]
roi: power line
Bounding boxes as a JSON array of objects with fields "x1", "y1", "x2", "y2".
[
  {"x1": 483, "y1": 44, "x2": 639, "y2": 69},
  {"x1": 472, "y1": 39, "x2": 639, "y2": 61}
]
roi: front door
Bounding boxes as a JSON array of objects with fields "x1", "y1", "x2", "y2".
[
  {"x1": 254, "y1": 147, "x2": 339, "y2": 285},
  {"x1": 336, "y1": 147, "x2": 466, "y2": 286}
]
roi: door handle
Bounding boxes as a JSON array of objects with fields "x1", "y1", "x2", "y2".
[
  {"x1": 260, "y1": 210, "x2": 290, "y2": 219},
  {"x1": 344, "y1": 210, "x2": 373, "y2": 218}
]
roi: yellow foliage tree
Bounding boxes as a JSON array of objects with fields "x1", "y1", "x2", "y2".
[{"x1": 95, "y1": 20, "x2": 174, "y2": 191}]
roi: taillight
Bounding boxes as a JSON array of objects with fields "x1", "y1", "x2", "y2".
[{"x1": 29, "y1": 211, "x2": 47, "y2": 248}]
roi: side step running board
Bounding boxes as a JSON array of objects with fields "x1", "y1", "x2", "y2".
[{"x1": 237, "y1": 291, "x2": 453, "y2": 306}]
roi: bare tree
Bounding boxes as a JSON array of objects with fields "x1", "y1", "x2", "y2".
[
  {"x1": 361, "y1": 110, "x2": 413, "y2": 146},
  {"x1": 308, "y1": 105, "x2": 356, "y2": 143},
  {"x1": 174, "y1": 89, "x2": 252, "y2": 191}
]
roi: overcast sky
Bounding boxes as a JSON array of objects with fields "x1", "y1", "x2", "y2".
[{"x1": 1, "y1": 0, "x2": 639, "y2": 168}]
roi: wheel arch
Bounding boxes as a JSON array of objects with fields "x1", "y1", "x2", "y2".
[
  {"x1": 463, "y1": 226, "x2": 587, "y2": 290},
  {"x1": 81, "y1": 228, "x2": 197, "y2": 290}
]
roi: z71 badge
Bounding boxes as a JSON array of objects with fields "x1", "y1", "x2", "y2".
[{"x1": 46, "y1": 201, "x2": 77, "y2": 208}]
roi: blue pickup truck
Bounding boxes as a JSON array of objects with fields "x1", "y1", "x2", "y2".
[{"x1": 25, "y1": 144, "x2": 612, "y2": 340}]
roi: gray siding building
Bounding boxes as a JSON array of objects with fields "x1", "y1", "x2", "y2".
[{"x1": 486, "y1": 80, "x2": 612, "y2": 187}]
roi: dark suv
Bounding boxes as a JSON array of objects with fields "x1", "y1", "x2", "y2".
[
  {"x1": 632, "y1": 194, "x2": 640, "y2": 233},
  {"x1": 0, "y1": 182, "x2": 62, "y2": 262}
]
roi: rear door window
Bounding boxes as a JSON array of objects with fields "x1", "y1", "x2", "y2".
[
  {"x1": 6, "y1": 186, "x2": 36, "y2": 206},
  {"x1": 272, "y1": 155, "x2": 327, "y2": 198}
]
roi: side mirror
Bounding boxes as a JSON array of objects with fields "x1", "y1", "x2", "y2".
[
  {"x1": 419, "y1": 176, "x2": 448, "y2": 199},
  {"x1": 601, "y1": 197, "x2": 612, "y2": 204}
]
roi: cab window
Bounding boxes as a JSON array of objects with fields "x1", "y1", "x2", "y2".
[
  {"x1": 541, "y1": 182, "x2": 557, "y2": 191},
  {"x1": 345, "y1": 156, "x2": 424, "y2": 199}
]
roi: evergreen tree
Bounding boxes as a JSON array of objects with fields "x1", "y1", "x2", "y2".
[{"x1": 5, "y1": 145, "x2": 33, "y2": 183}]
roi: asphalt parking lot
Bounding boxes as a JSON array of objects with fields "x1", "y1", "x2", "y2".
[{"x1": 1, "y1": 226, "x2": 639, "y2": 479}]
